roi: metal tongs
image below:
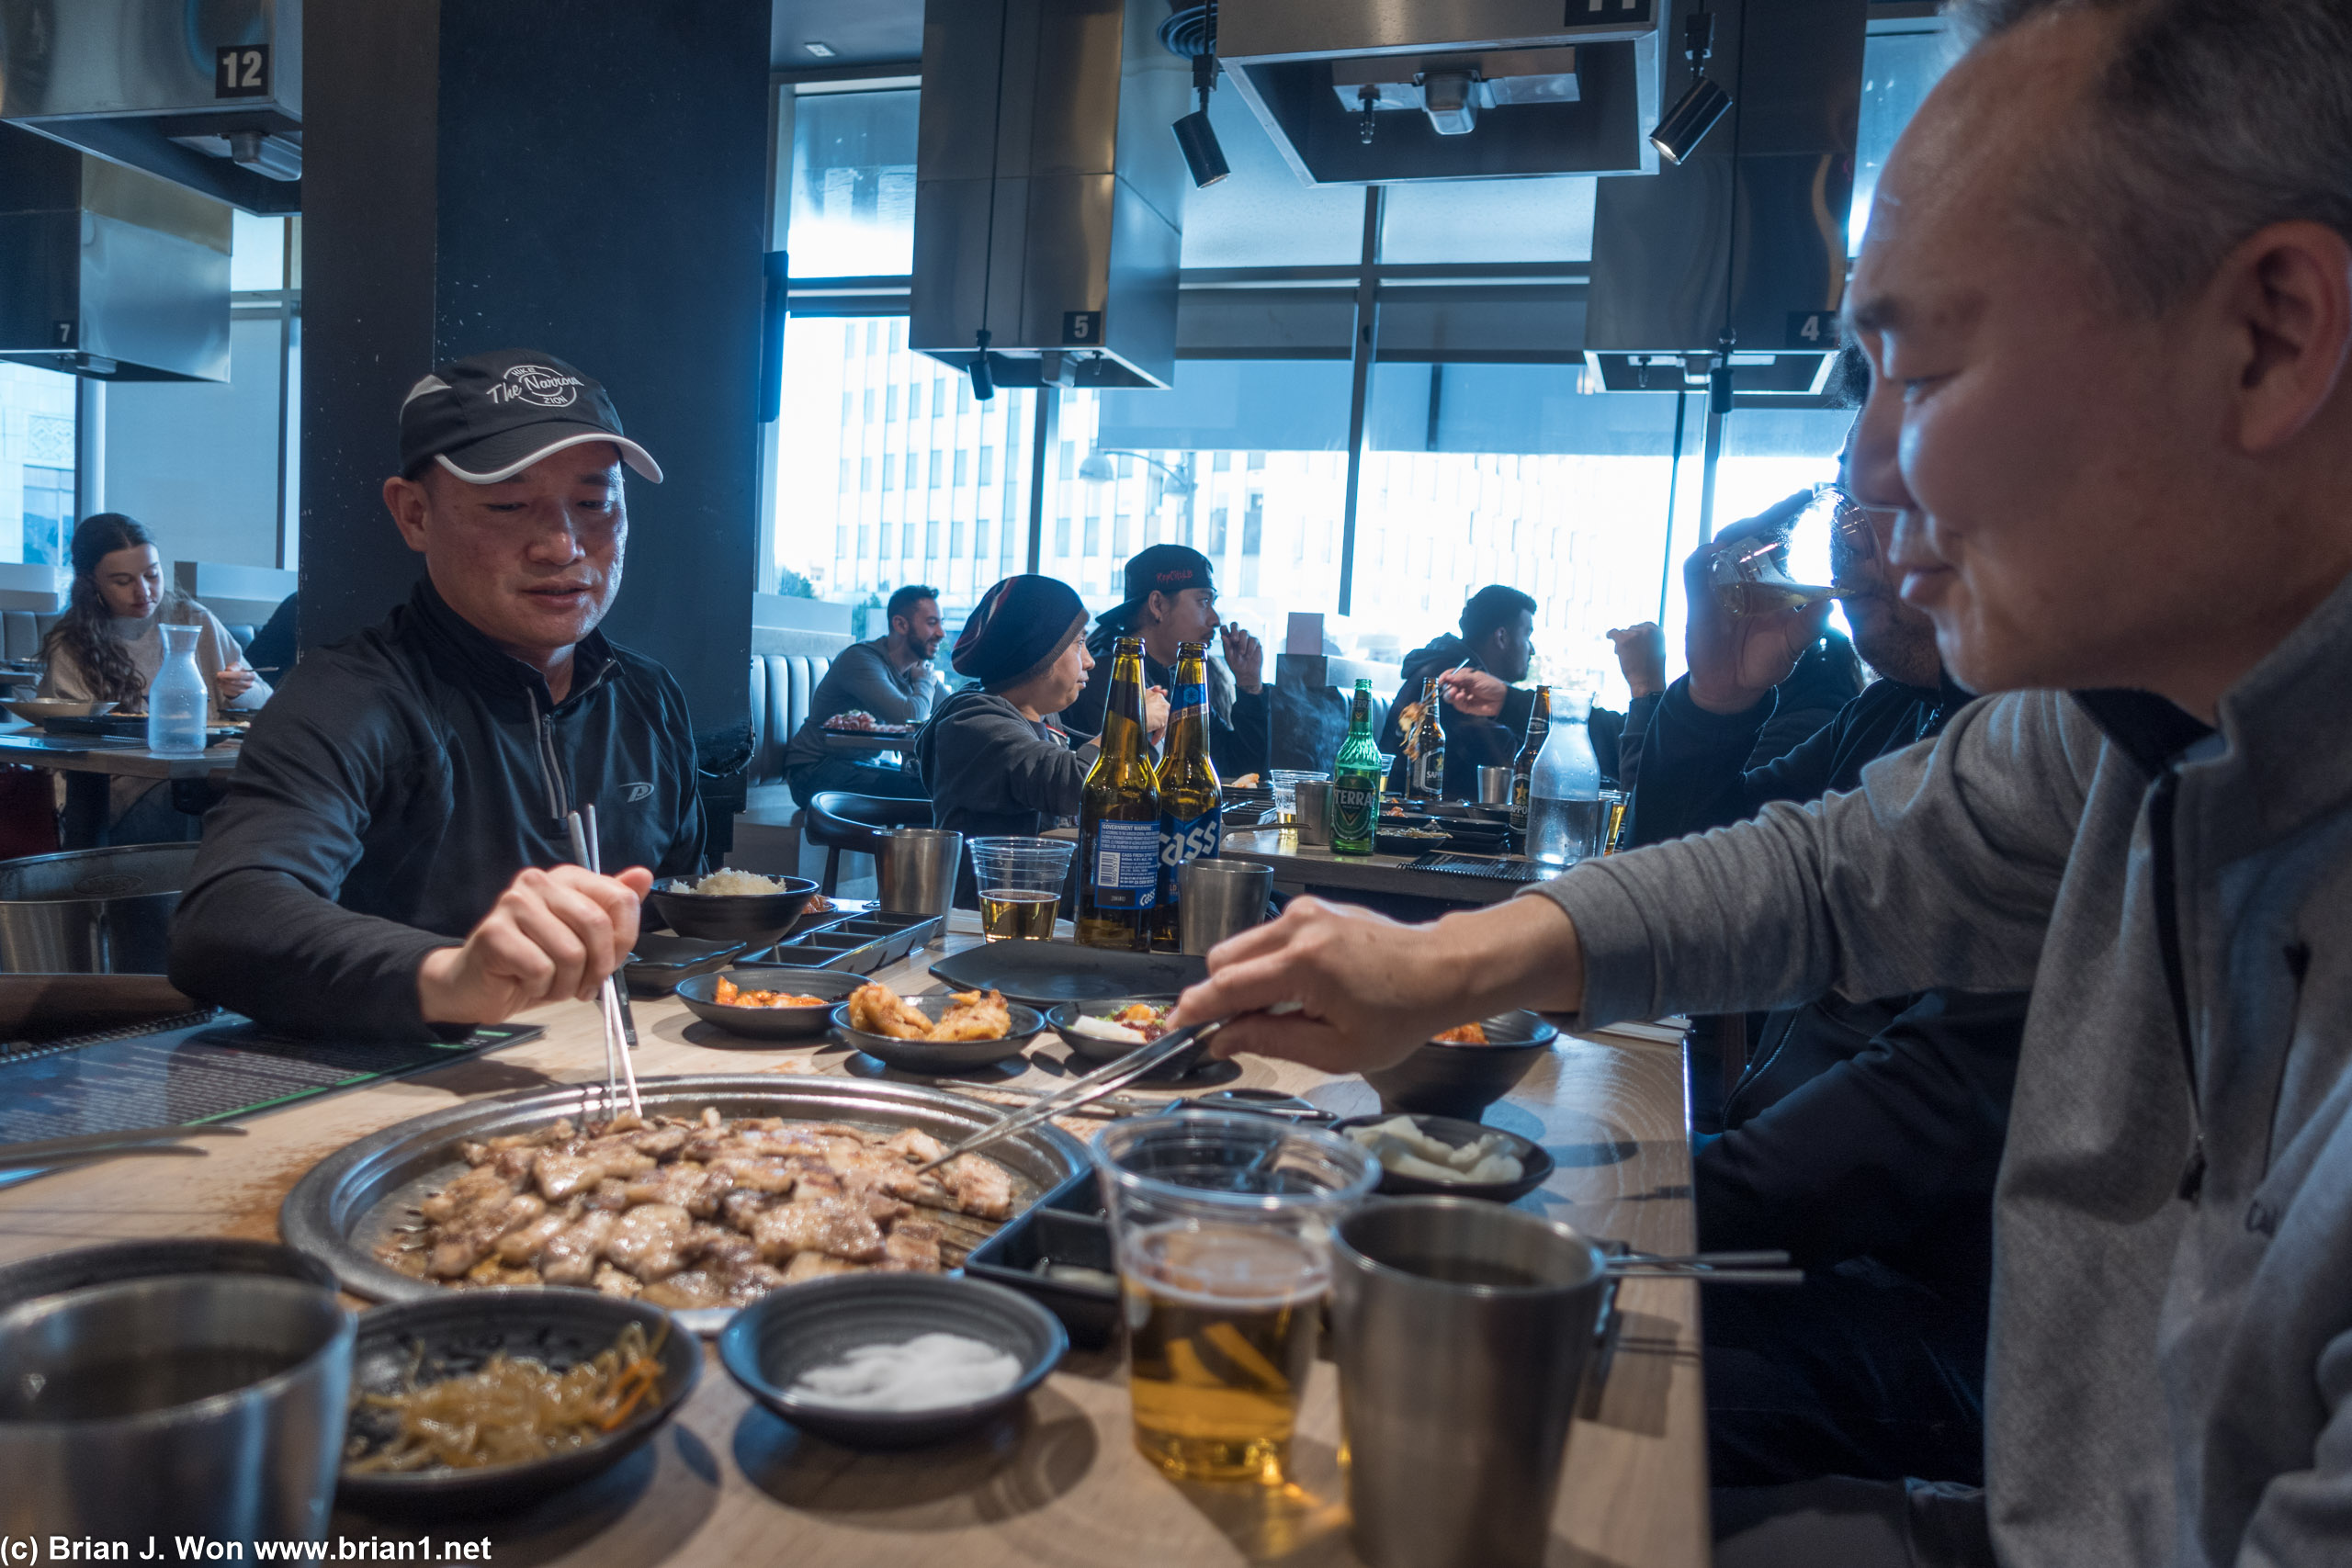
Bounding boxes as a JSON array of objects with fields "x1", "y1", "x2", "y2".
[
  {"x1": 565, "y1": 806, "x2": 642, "y2": 1121},
  {"x1": 909, "y1": 1016, "x2": 1237, "y2": 1176},
  {"x1": 1610, "y1": 1248, "x2": 1804, "y2": 1286}
]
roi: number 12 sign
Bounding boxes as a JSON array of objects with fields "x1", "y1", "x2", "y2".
[{"x1": 215, "y1": 44, "x2": 271, "y2": 99}]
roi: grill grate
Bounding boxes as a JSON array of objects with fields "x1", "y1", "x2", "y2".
[{"x1": 1402, "y1": 852, "x2": 1558, "y2": 884}]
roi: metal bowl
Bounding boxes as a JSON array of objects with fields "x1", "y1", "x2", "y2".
[
  {"x1": 673, "y1": 964, "x2": 862, "y2": 1041},
  {"x1": 0, "y1": 1237, "x2": 337, "y2": 1317},
  {"x1": 1360, "y1": 1011, "x2": 1560, "y2": 1121},
  {"x1": 277, "y1": 1075, "x2": 1090, "y2": 1337},
  {"x1": 338, "y1": 1290, "x2": 700, "y2": 1515},
  {"x1": 830, "y1": 995, "x2": 1046, "y2": 1074},
  {"x1": 1331, "y1": 1113, "x2": 1555, "y2": 1203},
  {"x1": 718, "y1": 1273, "x2": 1065, "y2": 1449},
  {"x1": 3, "y1": 698, "x2": 117, "y2": 724},
  {"x1": 646, "y1": 875, "x2": 820, "y2": 947}
]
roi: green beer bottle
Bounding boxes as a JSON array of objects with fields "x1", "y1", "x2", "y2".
[
  {"x1": 1153, "y1": 641, "x2": 1222, "y2": 952},
  {"x1": 1331, "y1": 679, "x2": 1382, "y2": 856},
  {"x1": 1510, "y1": 685, "x2": 1553, "y2": 834},
  {"x1": 1078, "y1": 636, "x2": 1161, "y2": 951}
]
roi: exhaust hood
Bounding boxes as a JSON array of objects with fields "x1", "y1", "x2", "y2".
[
  {"x1": 1, "y1": 0, "x2": 301, "y2": 215},
  {"x1": 1218, "y1": 0, "x2": 1663, "y2": 184},
  {"x1": 0, "y1": 124, "x2": 232, "y2": 382},
  {"x1": 1584, "y1": 0, "x2": 1866, "y2": 395},
  {"x1": 910, "y1": 0, "x2": 1191, "y2": 391}
]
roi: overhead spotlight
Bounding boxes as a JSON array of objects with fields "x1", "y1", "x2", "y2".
[
  {"x1": 1166, "y1": 2, "x2": 1227, "y2": 187},
  {"x1": 968, "y1": 328, "x2": 996, "y2": 403},
  {"x1": 1650, "y1": 10, "x2": 1732, "y2": 165},
  {"x1": 1174, "y1": 108, "x2": 1228, "y2": 187}
]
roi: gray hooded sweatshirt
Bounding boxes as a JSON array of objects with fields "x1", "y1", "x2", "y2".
[{"x1": 1533, "y1": 570, "x2": 2352, "y2": 1567}]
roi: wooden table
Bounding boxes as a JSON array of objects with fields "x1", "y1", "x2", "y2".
[
  {"x1": 0, "y1": 917, "x2": 1707, "y2": 1567},
  {"x1": 1219, "y1": 826, "x2": 1540, "y2": 908}
]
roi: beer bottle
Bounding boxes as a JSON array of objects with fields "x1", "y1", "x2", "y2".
[
  {"x1": 1410, "y1": 675, "x2": 1447, "y2": 800},
  {"x1": 1078, "y1": 636, "x2": 1161, "y2": 951},
  {"x1": 1331, "y1": 680, "x2": 1383, "y2": 857},
  {"x1": 1510, "y1": 685, "x2": 1553, "y2": 835},
  {"x1": 1153, "y1": 641, "x2": 1223, "y2": 951}
]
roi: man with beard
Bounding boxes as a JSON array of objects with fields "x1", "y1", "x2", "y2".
[
  {"x1": 1624, "y1": 383, "x2": 2028, "y2": 1493},
  {"x1": 172, "y1": 350, "x2": 700, "y2": 1039},
  {"x1": 1381, "y1": 584, "x2": 1539, "y2": 798},
  {"x1": 781, "y1": 582, "x2": 944, "y2": 808}
]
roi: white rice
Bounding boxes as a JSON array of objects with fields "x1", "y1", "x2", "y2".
[{"x1": 671, "y1": 869, "x2": 789, "y2": 897}]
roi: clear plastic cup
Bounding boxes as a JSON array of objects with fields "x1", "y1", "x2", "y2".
[
  {"x1": 1094, "y1": 1111, "x2": 1377, "y2": 1485},
  {"x1": 1269, "y1": 770, "x2": 1328, "y2": 826},
  {"x1": 967, "y1": 835, "x2": 1077, "y2": 942}
]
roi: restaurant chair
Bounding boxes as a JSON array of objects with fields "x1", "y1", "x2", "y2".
[{"x1": 803, "y1": 791, "x2": 933, "y2": 896}]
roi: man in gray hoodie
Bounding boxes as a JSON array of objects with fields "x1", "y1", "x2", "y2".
[{"x1": 1175, "y1": 2, "x2": 2352, "y2": 1563}]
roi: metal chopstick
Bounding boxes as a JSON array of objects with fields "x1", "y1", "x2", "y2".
[
  {"x1": 909, "y1": 1019, "x2": 1231, "y2": 1176},
  {"x1": 582, "y1": 805, "x2": 640, "y2": 1053},
  {"x1": 0, "y1": 1123, "x2": 246, "y2": 1173},
  {"x1": 564, "y1": 809, "x2": 641, "y2": 1120}
]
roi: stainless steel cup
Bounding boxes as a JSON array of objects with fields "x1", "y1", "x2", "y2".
[
  {"x1": 0, "y1": 1274, "x2": 355, "y2": 1546},
  {"x1": 1477, "y1": 765, "x2": 1513, "y2": 806},
  {"x1": 1179, "y1": 857, "x2": 1275, "y2": 954},
  {"x1": 876, "y1": 827, "x2": 963, "y2": 947},
  {"x1": 1292, "y1": 779, "x2": 1333, "y2": 846},
  {"x1": 1330, "y1": 1198, "x2": 1610, "y2": 1568}
]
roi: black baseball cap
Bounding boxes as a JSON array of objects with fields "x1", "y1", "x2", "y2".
[
  {"x1": 397, "y1": 349, "x2": 663, "y2": 485},
  {"x1": 1121, "y1": 544, "x2": 1214, "y2": 606}
]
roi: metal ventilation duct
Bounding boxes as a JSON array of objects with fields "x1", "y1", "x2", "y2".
[
  {"x1": 910, "y1": 0, "x2": 1191, "y2": 390},
  {"x1": 1, "y1": 0, "x2": 301, "y2": 215},
  {"x1": 1217, "y1": 0, "x2": 1663, "y2": 185},
  {"x1": 1583, "y1": 0, "x2": 1866, "y2": 394},
  {"x1": 0, "y1": 124, "x2": 232, "y2": 382}
]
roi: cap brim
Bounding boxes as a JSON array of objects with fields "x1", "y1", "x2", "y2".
[{"x1": 436, "y1": 424, "x2": 663, "y2": 485}]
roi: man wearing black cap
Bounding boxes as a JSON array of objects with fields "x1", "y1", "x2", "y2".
[
  {"x1": 1060, "y1": 544, "x2": 1268, "y2": 780},
  {"x1": 170, "y1": 350, "x2": 702, "y2": 1038}
]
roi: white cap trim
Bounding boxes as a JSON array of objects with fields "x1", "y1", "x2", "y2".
[{"x1": 436, "y1": 432, "x2": 664, "y2": 486}]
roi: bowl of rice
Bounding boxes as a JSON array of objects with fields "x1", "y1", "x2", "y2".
[{"x1": 648, "y1": 869, "x2": 821, "y2": 947}]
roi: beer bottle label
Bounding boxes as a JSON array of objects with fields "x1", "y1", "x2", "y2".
[
  {"x1": 1171, "y1": 682, "x2": 1205, "y2": 714},
  {"x1": 1331, "y1": 781, "x2": 1379, "y2": 842},
  {"x1": 1159, "y1": 809, "x2": 1223, "y2": 872},
  {"x1": 1091, "y1": 819, "x2": 1161, "y2": 908},
  {"x1": 1510, "y1": 773, "x2": 1532, "y2": 830}
]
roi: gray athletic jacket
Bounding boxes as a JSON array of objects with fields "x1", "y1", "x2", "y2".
[{"x1": 1533, "y1": 569, "x2": 2352, "y2": 1567}]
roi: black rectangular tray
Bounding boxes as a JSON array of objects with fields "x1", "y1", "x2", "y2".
[
  {"x1": 926, "y1": 940, "x2": 1206, "y2": 1007},
  {"x1": 761, "y1": 908, "x2": 941, "y2": 974},
  {"x1": 623, "y1": 933, "x2": 755, "y2": 995},
  {"x1": 961, "y1": 1169, "x2": 1117, "y2": 1348}
]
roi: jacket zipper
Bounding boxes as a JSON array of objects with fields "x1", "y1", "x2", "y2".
[
  {"x1": 526, "y1": 687, "x2": 571, "y2": 823},
  {"x1": 2148, "y1": 766, "x2": 2206, "y2": 1201}
]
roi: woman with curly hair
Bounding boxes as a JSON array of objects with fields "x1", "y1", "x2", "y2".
[{"x1": 39, "y1": 513, "x2": 268, "y2": 842}]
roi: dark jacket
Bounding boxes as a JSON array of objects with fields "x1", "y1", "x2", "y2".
[
  {"x1": 170, "y1": 580, "x2": 704, "y2": 1039},
  {"x1": 1380, "y1": 634, "x2": 1535, "y2": 797},
  {"x1": 1616, "y1": 633, "x2": 1863, "y2": 796},
  {"x1": 1629, "y1": 666, "x2": 2025, "y2": 1302},
  {"x1": 912, "y1": 686, "x2": 1087, "y2": 842},
  {"x1": 1060, "y1": 605, "x2": 1270, "y2": 781}
]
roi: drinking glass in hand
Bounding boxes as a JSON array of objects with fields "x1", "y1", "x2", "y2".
[
  {"x1": 1094, "y1": 1111, "x2": 1376, "y2": 1485},
  {"x1": 1706, "y1": 482, "x2": 1881, "y2": 617},
  {"x1": 967, "y1": 836, "x2": 1076, "y2": 942}
]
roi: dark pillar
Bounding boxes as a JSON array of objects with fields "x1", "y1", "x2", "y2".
[{"x1": 301, "y1": 0, "x2": 767, "y2": 843}]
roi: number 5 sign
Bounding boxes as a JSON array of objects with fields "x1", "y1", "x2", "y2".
[{"x1": 216, "y1": 44, "x2": 271, "y2": 99}]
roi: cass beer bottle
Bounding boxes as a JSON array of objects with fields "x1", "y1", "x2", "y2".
[
  {"x1": 1153, "y1": 642, "x2": 1223, "y2": 951},
  {"x1": 1410, "y1": 675, "x2": 1446, "y2": 800},
  {"x1": 1330, "y1": 680, "x2": 1383, "y2": 856},
  {"x1": 1078, "y1": 637, "x2": 1161, "y2": 951},
  {"x1": 1510, "y1": 685, "x2": 1553, "y2": 835}
]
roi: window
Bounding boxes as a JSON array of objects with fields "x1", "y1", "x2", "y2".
[
  {"x1": 865, "y1": 388, "x2": 876, "y2": 420},
  {"x1": 787, "y1": 87, "x2": 918, "y2": 276},
  {"x1": 1380, "y1": 175, "x2": 1597, "y2": 265},
  {"x1": 978, "y1": 446, "x2": 995, "y2": 487},
  {"x1": 929, "y1": 450, "x2": 944, "y2": 489},
  {"x1": 0, "y1": 365, "x2": 75, "y2": 568},
  {"x1": 1852, "y1": 30, "x2": 1958, "y2": 253},
  {"x1": 884, "y1": 386, "x2": 897, "y2": 421},
  {"x1": 953, "y1": 449, "x2": 968, "y2": 486},
  {"x1": 882, "y1": 454, "x2": 898, "y2": 490}
]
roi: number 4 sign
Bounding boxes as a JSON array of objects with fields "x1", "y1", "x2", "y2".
[
  {"x1": 216, "y1": 44, "x2": 271, "y2": 99},
  {"x1": 1787, "y1": 310, "x2": 1842, "y2": 350}
]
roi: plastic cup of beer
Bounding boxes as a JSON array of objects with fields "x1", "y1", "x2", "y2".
[
  {"x1": 1094, "y1": 1111, "x2": 1378, "y2": 1485},
  {"x1": 967, "y1": 835, "x2": 1075, "y2": 942},
  {"x1": 1269, "y1": 770, "x2": 1326, "y2": 826}
]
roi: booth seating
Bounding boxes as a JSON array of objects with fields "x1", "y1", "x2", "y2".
[{"x1": 729, "y1": 651, "x2": 841, "y2": 879}]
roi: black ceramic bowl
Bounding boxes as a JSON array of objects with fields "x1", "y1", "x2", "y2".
[
  {"x1": 674, "y1": 964, "x2": 863, "y2": 1042},
  {"x1": 1043, "y1": 997, "x2": 1184, "y2": 1067},
  {"x1": 647, "y1": 874, "x2": 820, "y2": 948},
  {"x1": 0, "y1": 1236, "x2": 337, "y2": 1316},
  {"x1": 718, "y1": 1272, "x2": 1066, "y2": 1449},
  {"x1": 1359, "y1": 1010, "x2": 1561, "y2": 1120},
  {"x1": 337, "y1": 1289, "x2": 700, "y2": 1515},
  {"x1": 830, "y1": 993, "x2": 1045, "y2": 1073},
  {"x1": 1332, "y1": 1112, "x2": 1555, "y2": 1203}
]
